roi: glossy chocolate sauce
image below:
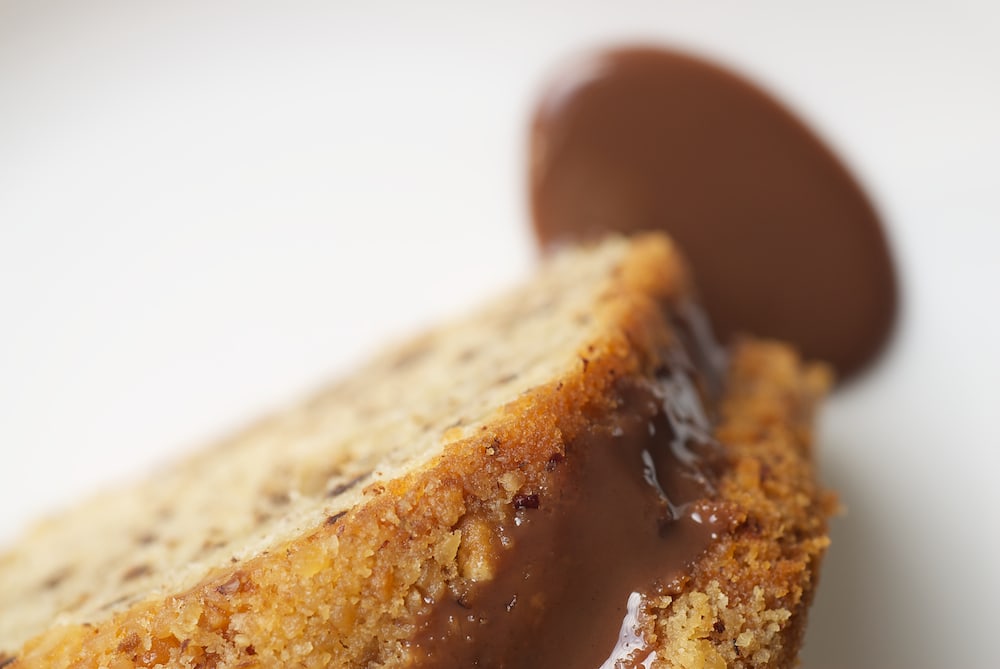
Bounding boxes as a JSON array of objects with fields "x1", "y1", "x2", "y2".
[
  {"x1": 530, "y1": 47, "x2": 898, "y2": 379},
  {"x1": 408, "y1": 308, "x2": 733, "y2": 667}
]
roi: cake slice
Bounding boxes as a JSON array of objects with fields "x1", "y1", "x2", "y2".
[{"x1": 0, "y1": 234, "x2": 833, "y2": 668}]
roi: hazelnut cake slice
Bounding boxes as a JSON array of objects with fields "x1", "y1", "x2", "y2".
[{"x1": 0, "y1": 234, "x2": 833, "y2": 668}]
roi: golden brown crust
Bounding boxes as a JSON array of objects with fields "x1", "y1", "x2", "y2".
[
  {"x1": 648, "y1": 341, "x2": 833, "y2": 668},
  {"x1": 2, "y1": 235, "x2": 831, "y2": 668}
]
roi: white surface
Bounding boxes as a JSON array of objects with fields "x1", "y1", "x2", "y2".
[{"x1": 1, "y1": 1, "x2": 998, "y2": 666}]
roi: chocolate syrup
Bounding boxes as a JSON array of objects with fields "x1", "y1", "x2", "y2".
[
  {"x1": 530, "y1": 47, "x2": 898, "y2": 379},
  {"x1": 408, "y1": 317, "x2": 732, "y2": 667}
]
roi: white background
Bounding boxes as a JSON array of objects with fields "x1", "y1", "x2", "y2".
[{"x1": 1, "y1": 1, "x2": 998, "y2": 667}]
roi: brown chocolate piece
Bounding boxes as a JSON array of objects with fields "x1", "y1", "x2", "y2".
[
  {"x1": 530, "y1": 46, "x2": 898, "y2": 379},
  {"x1": 408, "y1": 311, "x2": 732, "y2": 667}
]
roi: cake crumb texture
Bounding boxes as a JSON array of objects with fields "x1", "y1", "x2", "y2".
[
  {"x1": 648, "y1": 340, "x2": 834, "y2": 668},
  {"x1": 0, "y1": 234, "x2": 831, "y2": 668}
]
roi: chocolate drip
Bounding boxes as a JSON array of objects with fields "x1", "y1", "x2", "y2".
[{"x1": 408, "y1": 327, "x2": 731, "y2": 667}]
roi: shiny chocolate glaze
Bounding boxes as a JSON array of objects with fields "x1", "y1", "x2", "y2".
[
  {"x1": 530, "y1": 46, "x2": 898, "y2": 379},
  {"x1": 408, "y1": 305, "x2": 733, "y2": 667}
]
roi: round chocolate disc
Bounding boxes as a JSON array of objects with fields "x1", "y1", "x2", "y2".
[{"x1": 530, "y1": 47, "x2": 898, "y2": 379}]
